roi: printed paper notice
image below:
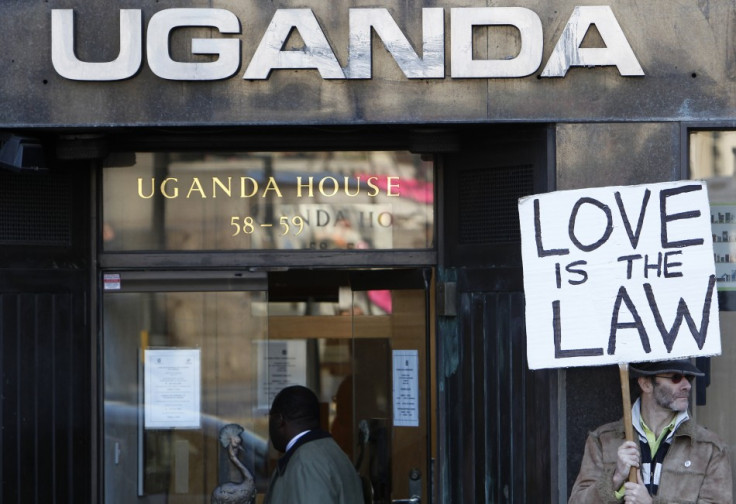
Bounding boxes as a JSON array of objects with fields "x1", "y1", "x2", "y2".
[
  {"x1": 392, "y1": 349, "x2": 419, "y2": 427},
  {"x1": 256, "y1": 340, "x2": 307, "y2": 411},
  {"x1": 144, "y1": 348, "x2": 201, "y2": 429}
]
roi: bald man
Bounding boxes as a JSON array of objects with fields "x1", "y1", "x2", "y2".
[{"x1": 264, "y1": 385, "x2": 364, "y2": 504}]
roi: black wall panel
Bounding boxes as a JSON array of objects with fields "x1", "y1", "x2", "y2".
[
  {"x1": 0, "y1": 161, "x2": 92, "y2": 504},
  {"x1": 0, "y1": 274, "x2": 91, "y2": 504},
  {"x1": 438, "y1": 126, "x2": 554, "y2": 502},
  {"x1": 441, "y1": 283, "x2": 553, "y2": 503}
]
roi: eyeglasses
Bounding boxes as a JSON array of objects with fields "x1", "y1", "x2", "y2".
[{"x1": 655, "y1": 373, "x2": 694, "y2": 384}]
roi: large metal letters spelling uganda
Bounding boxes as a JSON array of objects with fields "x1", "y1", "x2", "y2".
[{"x1": 51, "y1": 6, "x2": 643, "y2": 82}]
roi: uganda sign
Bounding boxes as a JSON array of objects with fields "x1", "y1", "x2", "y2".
[{"x1": 518, "y1": 181, "x2": 721, "y2": 370}]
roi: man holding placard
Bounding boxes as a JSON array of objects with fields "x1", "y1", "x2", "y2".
[
  {"x1": 518, "y1": 180, "x2": 732, "y2": 501},
  {"x1": 568, "y1": 359, "x2": 731, "y2": 503}
]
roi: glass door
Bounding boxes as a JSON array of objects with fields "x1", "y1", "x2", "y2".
[
  {"x1": 102, "y1": 271, "x2": 270, "y2": 504},
  {"x1": 102, "y1": 268, "x2": 433, "y2": 504},
  {"x1": 267, "y1": 269, "x2": 432, "y2": 504}
]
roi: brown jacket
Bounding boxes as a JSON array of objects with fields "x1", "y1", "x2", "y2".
[{"x1": 569, "y1": 418, "x2": 732, "y2": 504}]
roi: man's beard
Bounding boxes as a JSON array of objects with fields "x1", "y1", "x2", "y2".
[{"x1": 653, "y1": 382, "x2": 689, "y2": 412}]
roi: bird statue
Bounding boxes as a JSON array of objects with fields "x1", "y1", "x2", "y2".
[{"x1": 211, "y1": 424, "x2": 257, "y2": 504}]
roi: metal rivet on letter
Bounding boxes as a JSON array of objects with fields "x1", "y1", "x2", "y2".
[{"x1": 684, "y1": 460, "x2": 692, "y2": 467}]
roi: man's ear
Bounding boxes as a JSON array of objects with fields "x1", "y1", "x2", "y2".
[{"x1": 637, "y1": 376, "x2": 653, "y2": 394}]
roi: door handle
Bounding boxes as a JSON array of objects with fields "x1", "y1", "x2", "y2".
[
  {"x1": 392, "y1": 468, "x2": 422, "y2": 504},
  {"x1": 391, "y1": 497, "x2": 420, "y2": 504}
]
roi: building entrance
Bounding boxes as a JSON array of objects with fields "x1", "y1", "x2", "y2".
[{"x1": 102, "y1": 267, "x2": 433, "y2": 504}]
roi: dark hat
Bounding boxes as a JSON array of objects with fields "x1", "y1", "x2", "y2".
[{"x1": 629, "y1": 359, "x2": 704, "y2": 377}]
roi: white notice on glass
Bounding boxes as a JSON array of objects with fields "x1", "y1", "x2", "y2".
[
  {"x1": 392, "y1": 349, "x2": 419, "y2": 427},
  {"x1": 256, "y1": 340, "x2": 308, "y2": 411},
  {"x1": 144, "y1": 348, "x2": 201, "y2": 429}
]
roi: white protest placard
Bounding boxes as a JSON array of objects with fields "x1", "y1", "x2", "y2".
[{"x1": 518, "y1": 181, "x2": 721, "y2": 370}]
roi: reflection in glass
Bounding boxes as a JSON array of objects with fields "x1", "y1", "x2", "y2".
[
  {"x1": 268, "y1": 287, "x2": 429, "y2": 503},
  {"x1": 103, "y1": 277, "x2": 430, "y2": 503},
  {"x1": 691, "y1": 131, "x2": 736, "y2": 289},
  {"x1": 103, "y1": 291, "x2": 268, "y2": 503},
  {"x1": 689, "y1": 130, "x2": 736, "y2": 491},
  {"x1": 103, "y1": 151, "x2": 434, "y2": 251}
]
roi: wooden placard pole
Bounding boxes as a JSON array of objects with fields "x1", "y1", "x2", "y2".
[{"x1": 618, "y1": 363, "x2": 638, "y2": 483}]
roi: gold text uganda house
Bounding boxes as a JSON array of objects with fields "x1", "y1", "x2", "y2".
[{"x1": 1, "y1": 1, "x2": 736, "y2": 503}]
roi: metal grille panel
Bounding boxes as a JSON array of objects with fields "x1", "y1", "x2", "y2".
[
  {"x1": 0, "y1": 271, "x2": 91, "y2": 504},
  {"x1": 458, "y1": 165, "x2": 534, "y2": 244},
  {"x1": 442, "y1": 288, "x2": 551, "y2": 503},
  {"x1": 0, "y1": 171, "x2": 72, "y2": 246}
]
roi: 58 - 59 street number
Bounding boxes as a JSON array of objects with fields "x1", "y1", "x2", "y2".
[{"x1": 231, "y1": 216, "x2": 305, "y2": 236}]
